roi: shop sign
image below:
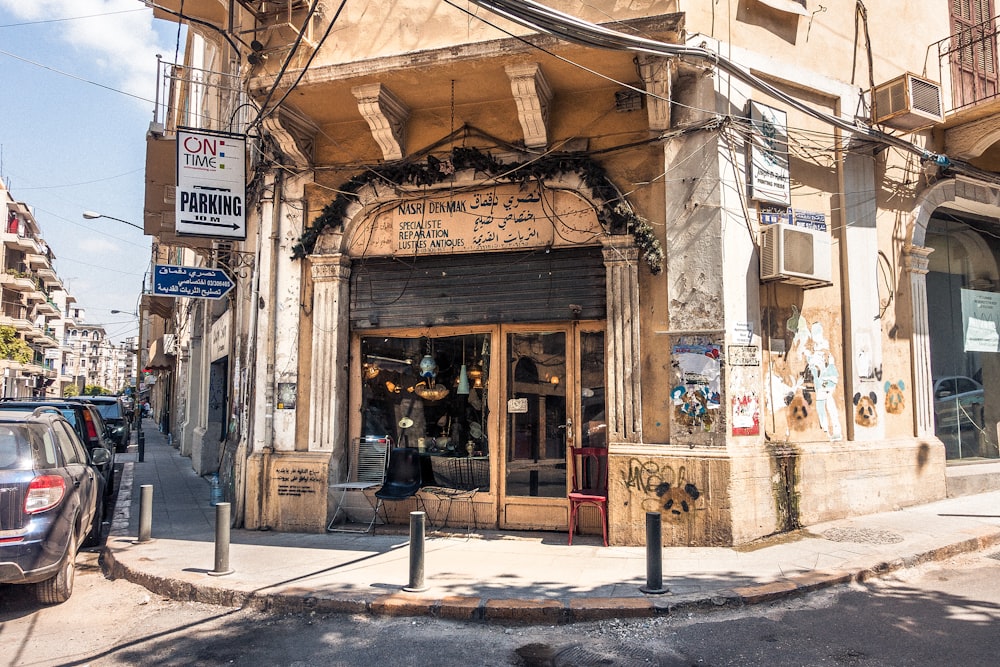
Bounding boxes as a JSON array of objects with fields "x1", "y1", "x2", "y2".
[
  {"x1": 210, "y1": 309, "x2": 231, "y2": 361},
  {"x1": 152, "y1": 264, "x2": 235, "y2": 299},
  {"x1": 350, "y1": 184, "x2": 601, "y2": 257},
  {"x1": 175, "y1": 128, "x2": 246, "y2": 240},
  {"x1": 747, "y1": 101, "x2": 790, "y2": 206}
]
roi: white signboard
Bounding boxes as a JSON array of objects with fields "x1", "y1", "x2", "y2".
[
  {"x1": 747, "y1": 102, "x2": 790, "y2": 206},
  {"x1": 962, "y1": 288, "x2": 1000, "y2": 353},
  {"x1": 175, "y1": 128, "x2": 246, "y2": 240}
]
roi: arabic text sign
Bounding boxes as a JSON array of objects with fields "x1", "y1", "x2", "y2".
[
  {"x1": 175, "y1": 128, "x2": 246, "y2": 240},
  {"x1": 152, "y1": 265, "x2": 234, "y2": 300},
  {"x1": 348, "y1": 184, "x2": 600, "y2": 257},
  {"x1": 747, "y1": 101, "x2": 790, "y2": 206}
]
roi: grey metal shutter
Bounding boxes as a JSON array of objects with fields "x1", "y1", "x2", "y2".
[{"x1": 350, "y1": 247, "x2": 606, "y2": 329}]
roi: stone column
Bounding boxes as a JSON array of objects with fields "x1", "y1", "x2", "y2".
[
  {"x1": 904, "y1": 244, "x2": 935, "y2": 436},
  {"x1": 602, "y1": 236, "x2": 642, "y2": 443},
  {"x1": 308, "y1": 254, "x2": 351, "y2": 452}
]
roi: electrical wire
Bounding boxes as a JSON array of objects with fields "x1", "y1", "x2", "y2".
[{"x1": 459, "y1": 0, "x2": 1000, "y2": 186}]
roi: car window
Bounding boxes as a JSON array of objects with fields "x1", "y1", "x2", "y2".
[
  {"x1": 935, "y1": 378, "x2": 957, "y2": 398},
  {"x1": 91, "y1": 403, "x2": 122, "y2": 420},
  {"x1": 956, "y1": 377, "x2": 980, "y2": 395},
  {"x1": 54, "y1": 422, "x2": 87, "y2": 464},
  {"x1": 0, "y1": 426, "x2": 21, "y2": 469},
  {"x1": 53, "y1": 423, "x2": 87, "y2": 463},
  {"x1": 40, "y1": 427, "x2": 61, "y2": 466}
]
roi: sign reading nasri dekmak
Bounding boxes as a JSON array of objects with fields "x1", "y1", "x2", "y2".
[{"x1": 175, "y1": 128, "x2": 246, "y2": 240}]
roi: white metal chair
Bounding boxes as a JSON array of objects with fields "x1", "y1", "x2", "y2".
[{"x1": 327, "y1": 436, "x2": 390, "y2": 533}]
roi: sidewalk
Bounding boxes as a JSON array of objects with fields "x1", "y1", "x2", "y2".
[{"x1": 103, "y1": 419, "x2": 1000, "y2": 624}]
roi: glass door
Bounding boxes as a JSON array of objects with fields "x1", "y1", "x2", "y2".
[
  {"x1": 504, "y1": 330, "x2": 568, "y2": 500},
  {"x1": 500, "y1": 325, "x2": 606, "y2": 531}
]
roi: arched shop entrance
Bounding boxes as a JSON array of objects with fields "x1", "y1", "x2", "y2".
[
  {"x1": 305, "y1": 169, "x2": 646, "y2": 535},
  {"x1": 925, "y1": 209, "x2": 1000, "y2": 461}
]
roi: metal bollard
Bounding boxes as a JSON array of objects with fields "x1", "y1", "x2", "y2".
[
  {"x1": 402, "y1": 511, "x2": 429, "y2": 592},
  {"x1": 208, "y1": 503, "x2": 234, "y2": 576},
  {"x1": 137, "y1": 484, "x2": 153, "y2": 543},
  {"x1": 639, "y1": 511, "x2": 668, "y2": 594},
  {"x1": 137, "y1": 428, "x2": 145, "y2": 462}
]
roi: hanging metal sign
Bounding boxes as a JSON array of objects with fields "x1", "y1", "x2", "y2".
[
  {"x1": 152, "y1": 264, "x2": 235, "y2": 300},
  {"x1": 175, "y1": 128, "x2": 246, "y2": 240}
]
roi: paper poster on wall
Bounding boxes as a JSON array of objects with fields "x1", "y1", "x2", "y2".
[{"x1": 961, "y1": 288, "x2": 1000, "y2": 353}]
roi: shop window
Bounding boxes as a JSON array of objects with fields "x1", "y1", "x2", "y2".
[{"x1": 360, "y1": 334, "x2": 490, "y2": 490}]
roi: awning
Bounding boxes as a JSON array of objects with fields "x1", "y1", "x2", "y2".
[{"x1": 147, "y1": 336, "x2": 175, "y2": 370}]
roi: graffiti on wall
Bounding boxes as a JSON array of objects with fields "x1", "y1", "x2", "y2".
[
  {"x1": 766, "y1": 306, "x2": 843, "y2": 440},
  {"x1": 622, "y1": 458, "x2": 704, "y2": 521},
  {"x1": 670, "y1": 343, "x2": 722, "y2": 433},
  {"x1": 884, "y1": 380, "x2": 905, "y2": 414}
]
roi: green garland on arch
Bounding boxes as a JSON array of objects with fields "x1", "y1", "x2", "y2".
[{"x1": 292, "y1": 146, "x2": 663, "y2": 274}]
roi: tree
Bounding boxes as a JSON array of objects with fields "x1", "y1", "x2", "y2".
[
  {"x1": 63, "y1": 384, "x2": 79, "y2": 397},
  {"x1": 0, "y1": 325, "x2": 32, "y2": 364}
]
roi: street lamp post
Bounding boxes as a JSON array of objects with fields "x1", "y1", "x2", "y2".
[{"x1": 82, "y1": 210, "x2": 144, "y2": 231}]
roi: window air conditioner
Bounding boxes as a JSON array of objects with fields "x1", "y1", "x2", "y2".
[
  {"x1": 760, "y1": 223, "x2": 832, "y2": 288},
  {"x1": 872, "y1": 73, "x2": 943, "y2": 132}
]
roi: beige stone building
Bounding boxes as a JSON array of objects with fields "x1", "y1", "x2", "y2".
[{"x1": 143, "y1": 1, "x2": 1000, "y2": 546}]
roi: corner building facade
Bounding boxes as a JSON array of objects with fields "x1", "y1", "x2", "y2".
[{"x1": 148, "y1": 1, "x2": 1000, "y2": 546}]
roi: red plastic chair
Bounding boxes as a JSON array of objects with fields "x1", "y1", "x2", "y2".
[{"x1": 568, "y1": 446, "x2": 608, "y2": 546}]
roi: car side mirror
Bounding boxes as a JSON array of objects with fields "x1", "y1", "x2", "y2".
[{"x1": 90, "y1": 447, "x2": 112, "y2": 466}]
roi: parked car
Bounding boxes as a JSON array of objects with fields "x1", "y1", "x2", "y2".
[
  {"x1": 75, "y1": 395, "x2": 131, "y2": 453},
  {"x1": 933, "y1": 375, "x2": 985, "y2": 430},
  {"x1": 0, "y1": 399, "x2": 117, "y2": 498},
  {"x1": 0, "y1": 408, "x2": 111, "y2": 603}
]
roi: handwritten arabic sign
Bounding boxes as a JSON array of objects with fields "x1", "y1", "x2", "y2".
[
  {"x1": 152, "y1": 264, "x2": 235, "y2": 300},
  {"x1": 347, "y1": 184, "x2": 601, "y2": 257}
]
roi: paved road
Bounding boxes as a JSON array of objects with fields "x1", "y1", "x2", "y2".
[{"x1": 4, "y1": 540, "x2": 1000, "y2": 666}]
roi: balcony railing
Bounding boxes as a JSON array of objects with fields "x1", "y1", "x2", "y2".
[
  {"x1": 936, "y1": 14, "x2": 1000, "y2": 112},
  {"x1": 153, "y1": 57, "x2": 248, "y2": 136}
]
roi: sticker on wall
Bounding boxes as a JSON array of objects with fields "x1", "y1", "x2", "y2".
[
  {"x1": 671, "y1": 343, "x2": 722, "y2": 432},
  {"x1": 731, "y1": 366, "x2": 760, "y2": 436},
  {"x1": 885, "y1": 380, "x2": 905, "y2": 414}
]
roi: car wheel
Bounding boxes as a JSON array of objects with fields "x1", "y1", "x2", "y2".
[
  {"x1": 83, "y1": 495, "x2": 105, "y2": 548},
  {"x1": 36, "y1": 532, "x2": 76, "y2": 605}
]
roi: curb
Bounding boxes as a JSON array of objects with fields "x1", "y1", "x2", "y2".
[{"x1": 101, "y1": 461, "x2": 1000, "y2": 624}]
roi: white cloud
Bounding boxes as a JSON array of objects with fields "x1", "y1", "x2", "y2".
[{"x1": 0, "y1": 0, "x2": 170, "y2": 101}]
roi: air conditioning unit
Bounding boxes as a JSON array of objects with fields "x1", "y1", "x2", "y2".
[
  {"x1": 872, "y1": 73, "x2": 943, "y2": 131},
  {"x1": 760, "y1": 223, "x2": 832, "y2": 288}
]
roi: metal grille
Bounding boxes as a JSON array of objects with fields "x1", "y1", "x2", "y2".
[{"x1": 350, "y1": 247, "x2": 607, "y2": 329}]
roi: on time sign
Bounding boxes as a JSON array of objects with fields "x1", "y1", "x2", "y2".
[{"x1": 176, "y1": 128, "x2": 246, "y2": 240}]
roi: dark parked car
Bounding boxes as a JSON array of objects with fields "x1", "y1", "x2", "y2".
[
  {"x1": 0, "y1": 409, "x2": 111, "y2": 603},
  {"x1": 75, "y1": 395, "x2": 131, "y2": 453},
  {"x1": 0, "y1": 400, "x2": 117, "y2": 498}
]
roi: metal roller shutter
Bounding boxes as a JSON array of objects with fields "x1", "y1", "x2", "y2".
[{"x1": 350, "y1": 247, "x2": 606, "y2": 329}]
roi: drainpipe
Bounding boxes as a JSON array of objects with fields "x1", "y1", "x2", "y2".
[{"x1": 256, "y1": 169, "x2": 283, "y2": 528}]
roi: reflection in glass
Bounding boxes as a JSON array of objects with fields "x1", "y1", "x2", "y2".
[{"x1": 360, "y1": 334, "x2": 490, "y2": 490}]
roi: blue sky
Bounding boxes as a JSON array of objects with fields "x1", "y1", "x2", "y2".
[{"x1": 0, "y1": 1, "x2": 179, "y2": 342}]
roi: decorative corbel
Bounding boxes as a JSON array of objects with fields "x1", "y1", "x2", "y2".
[
  {"x1": 352, "y1": 83, "x2": 409, "y2": 161},
  {"x1": 638, "y1": 55, "x2": 672, "y2": 131},
  {"x1": 262, "y1": 106, "x2": 319, "y2": 169},
  {"x1": 505, "y1": 63, "x2": 552, "y2": 149}
]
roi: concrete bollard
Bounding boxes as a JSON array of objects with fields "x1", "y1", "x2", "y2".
[
  {"x1": 402, "y1": 511, "x2": 429, "y2": 592},
  {"x1": 137, "y1": 484, "x2": 153, "y2": 543},
  {"x1": 639, "y1": 511, "x2": 668, "y2": 594},
  {"x1": 208, "y1": 502, "x2": 234, "y2": 576}
]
